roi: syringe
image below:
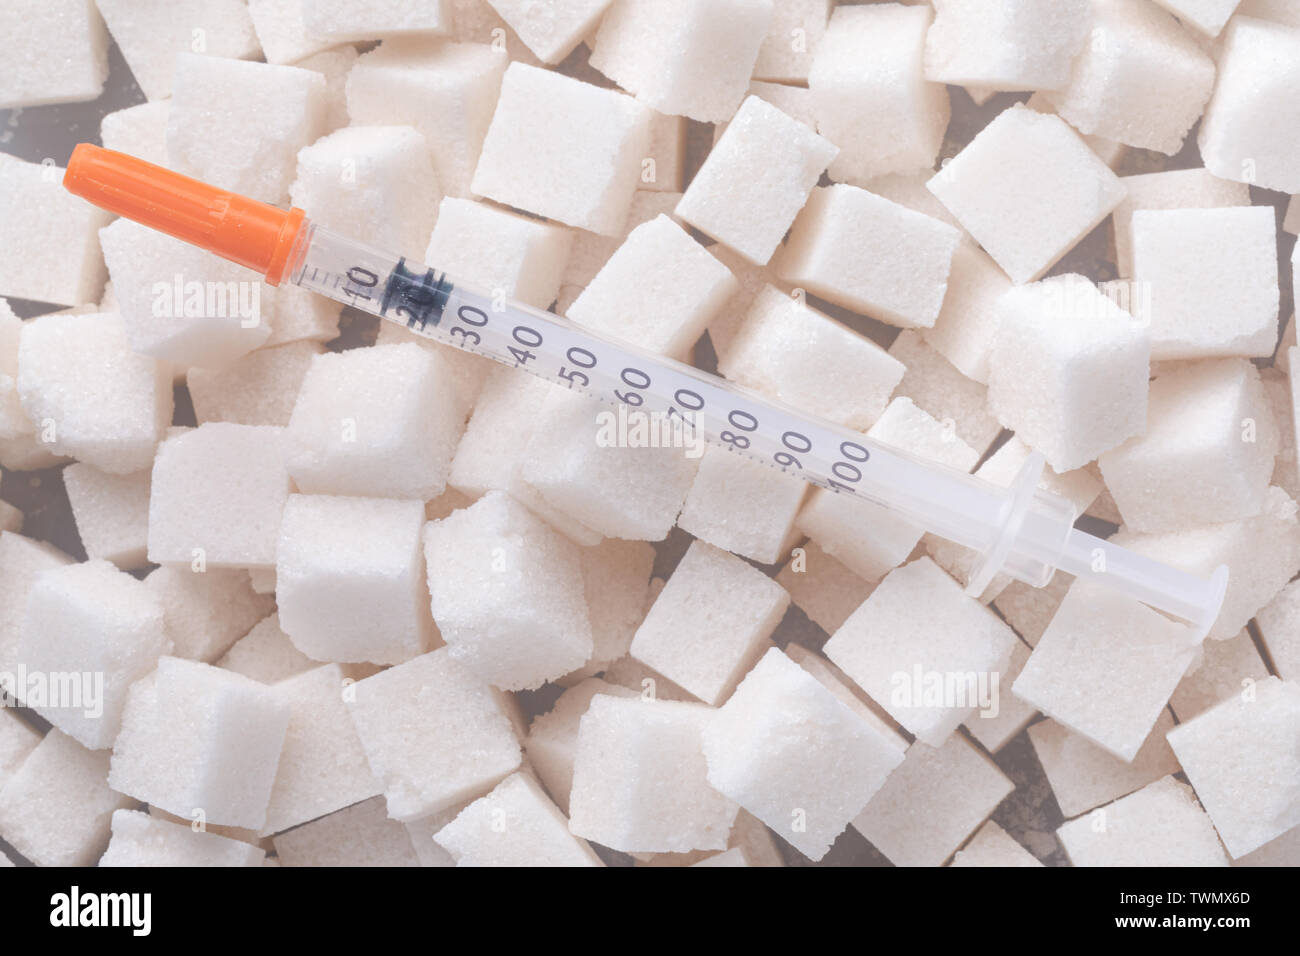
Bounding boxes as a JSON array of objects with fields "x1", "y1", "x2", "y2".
[{"x1": 63, "y1": 144, "x2": 1228, "y2": 638}]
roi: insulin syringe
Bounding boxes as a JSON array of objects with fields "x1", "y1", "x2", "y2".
[{"x1": 63, "y1": 144, "x2": 1228, "y2": 638}]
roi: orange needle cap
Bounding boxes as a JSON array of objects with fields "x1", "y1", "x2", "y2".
[{"x1": 63, "y1": 143, "x2": 306, "y2": 286}]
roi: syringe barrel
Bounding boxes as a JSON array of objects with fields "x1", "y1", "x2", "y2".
[{"x1": 285, "y1": 221, "x2": 1227, "y2": 636}]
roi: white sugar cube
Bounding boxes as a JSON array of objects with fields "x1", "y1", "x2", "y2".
[
  {"x1": 1098, "y1": 359, "x2": 1278, "y2": 532},
  {"x1": 0, "y1": 730, "x2": 131, "y2": 866},
  {"x1": 1013, "y1": 579, "x2": 1198, "y2": 761},
  {"x1": 570, "y1": 695, "x2": 739, "y2": 853},
  {"x1": 925, "y1": 0, "x2": 1090, "y2": 92},
  {"x1": 17, "y1": 560, "x2": 168, "y2": 749},
  {"x1": 690, "y1": 847, "x2": 749, "y2": 867},
  {"x1": 825, "y1": 558, "x2": 1017, "y2": 746},
  {"x1": 348, "y1": 648, "x2": 522, "y2": 820},
  {"x1": 265, "y1": 286, "x2": 342, "y2": 347},
  {"x1": 62, "y1": 464, "x2": 151, "y2": 569},
  {"x1": 434, "y1": 772, "x2": 603, "y2": 866},
  {"x1": 1111, "y1": 168, "x2": 1251, "y2": 278},
  {"x1": 1199, "y1": 16, "x2": 1300, "y2": 193},
  {"x1": 277, "y1": 494, "x2": 433, "y2": 666},
  {"x1": 519, "y1": 389, "x2": 699, "y2": 542},
  {"x1": 589, "y1": 0, "x2": 773, "y2": 122},
  {"x1": 578, "y1": 539, "x2": 656, "y2": 671},
  {"x1": 1057, "y1": 776, "x2": 1228, "y2": 866},
  {"x1": 486, "y1": 0, "x2": 612, "y2": 64},
  {"x1": 145, "y1": 566, "x2": 274, "y2": 663},
  {"x1": 188, "y1": 341, "x2": 322, "y2": 428},
  {"x1": 346, "y1": 40, "x2": 507, "y2": 199},
  {"x1": 568, "y1": 215, "x2": 737, "y2": 359},
  {"x1": 724, "y1": 80, "x2": 819, "y2": 143},
  {"x1": 602, "y1": 655, "x2": 694, "y2": 702},
  {"x1": 148, "y1": 424, "x2": 292, "y2": 569},
  {"x1": 473, "y1": 62, "x2": 651, "y2": 235},
  {"x1": 783, "y1": 642, "x2": 908, "y2": 747},
  {"x1": 963, "y1": 638, "x2": 1037, "y2": 753},
  {"x1": 703, "y1": 244, "x2": 773, "y2": 358},
  {"x1": 373, "y1": 320, "x2": 493, "y2": 416},
  {"x1": 927, "y1": 104, "x2": 1126, "y2": 284},
  {"x1": 775, "y1": 185, "x2": 960, "y2": 330},
  {"x1": 446, "y1": 370, "x2": 599, "y2": 545},
  {"x1": 920, "y1": 242, "x2": 1013, "y2": 387},
  {"x1": 99, "y1": 219, "x2": 272, "y2": 368},
  {"x1": 1045, "y1": 0, "x2": 1216, "y2": 155},
  {"x1": 248, "y1": 567, "x2": 276, "y2": 595},
  {"x1": 426, "y1": 197, "x2": 572, "y2": 310},
  {"x1": 95, "y1": 0, "x2": 260, "y2": 100},
  {"x1": 562, "y1": 190, "x2": 683, "y2": 290},
  {"x1": 526, "y1": 679, "x2": 640, "y2": 814},
  {"x1": 1238, "y1": 0, "x2": 1300, "y2": 26},
  {"x1": 888, "y1": 330, "x2": 1002, "y2": 455},
  {"x1": 217, "y1": 613, "x2": 320, "y2": 684},
  {"x1": 0, "y1": 154, "x2": 112, "y2": 307},
  {"x1": 0, "y1": 0, "x2": 107, "y2": 108},
  {"x1": 796, "y1": 399, "x2": 978, "y2": 581},
  {"x1": 448, "y1": 0, "x2": 543, "y2": 60},
  {"x1": 676, "y1": 446, "x2": 807, "y2": 565},
  {"x1": 296, "y1": 46, "x2": 358, "y2": 133},
  {"x1": 1255, "y1": 580, "x2": 1300, "y2": 681},
  {"x1": 424, "y1": 491, "x2": 592, "y2": 689},
  {"x1": 630, "y1": 541, "x2": 789, "y2": 706},
  {"x1": 1154, "y1": 0, "x2": 1244, "y2": 36},
  {"x1": 987, "y1": 274, "x2": 1149, "y2": 472},
  {"x1": 110, "y1": 657, "x2": 290, "y2": 829},
  {"x1": 1131, "y1": 207, "x2": 1279, "y2": 361},
  {"x1": 718, "y1": 285, "x2": 905, "y2": 431},
  {"x1": 1028, "y1": 710, "x2": 1181, "y2": 818},
  {"x1": 753, "y1": 0, "x2": 830, "y2": 82},
  {"x1": 1114, "y1": 487, "x2": 1300, "y2": 641},
  {"x1": 703, "y1": 648, "x2": 906, "y2": 860},
  {"x1": 272, "y1": 795, "x2": 420, "y2": 866},
  {"x1": 168, "y1": 54, "x2": 328, "y2": 204},
  {"x1": 641, "y1": 110, "x2": 687, "y2": 192},
  {"x1": 809, "y1": 4, "x2": 950, "y2": 184},
  {"x1": 1167, "y1": 676, "x2": 1300, "y2": 858},
  {"x1": 1263, "y1": 367, "x2": 1300, "y2": 502},
  {"x1": 303, "y1": 0, "x2": 451, "y2": 40},
  {"x1": 290, "y1": 126, "x2": 441, "y2": 255},
  {"x1": 0, "y1": 499, "x2": 18, "y2": 535},
  {"x1": 18, "y1": 311, "x2": 170, "y2": 474},
  {"x1": 0, "y1": 532, "x2": 73, "y2": 672},
  {"x1": 0, "y1": 300, "x2": 26, "y2": 439},
  {"x1": 775, "y1": 542, "x2": 876, "y2": 635},
  {"x1": 101, "y1": 809, "x2": 265, "y2": 867},
  {"x1": 246, "y1": 0, "x2": 338, "y2": 65},
  {"x1": 1233, "y1": 825, "x2": 1300, "y2": 868},
  {"x1": 0, "y1": 711, "x2": 41, "y2": 792},
  {"x1": 262, "y1": 664, "x2": 380, "y2": 835},
  {"x1": 852, "y1": 733, "x2": 1014, "y2": 868},
  {"x1": 1170, "y1": 629, "x2": 1269, "y2": 722},
  {"x1": 677, "y1": 96, "x2": 837, "y2": 267},
  {"x1": 286, "y1": 345, "x2": 465, "y2": 500},
  {"x1": 949, "y1": 820, "x2": 1042, "y2": 868}
]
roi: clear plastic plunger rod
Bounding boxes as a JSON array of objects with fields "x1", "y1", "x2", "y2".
[{"x1": 286, "y1": 221, "x2": 1228, "y2": 639}]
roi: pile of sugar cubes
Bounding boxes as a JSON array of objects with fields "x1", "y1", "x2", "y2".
[{"x1": 2, "y1": 0, "x2": 1300, "y2": 868}]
